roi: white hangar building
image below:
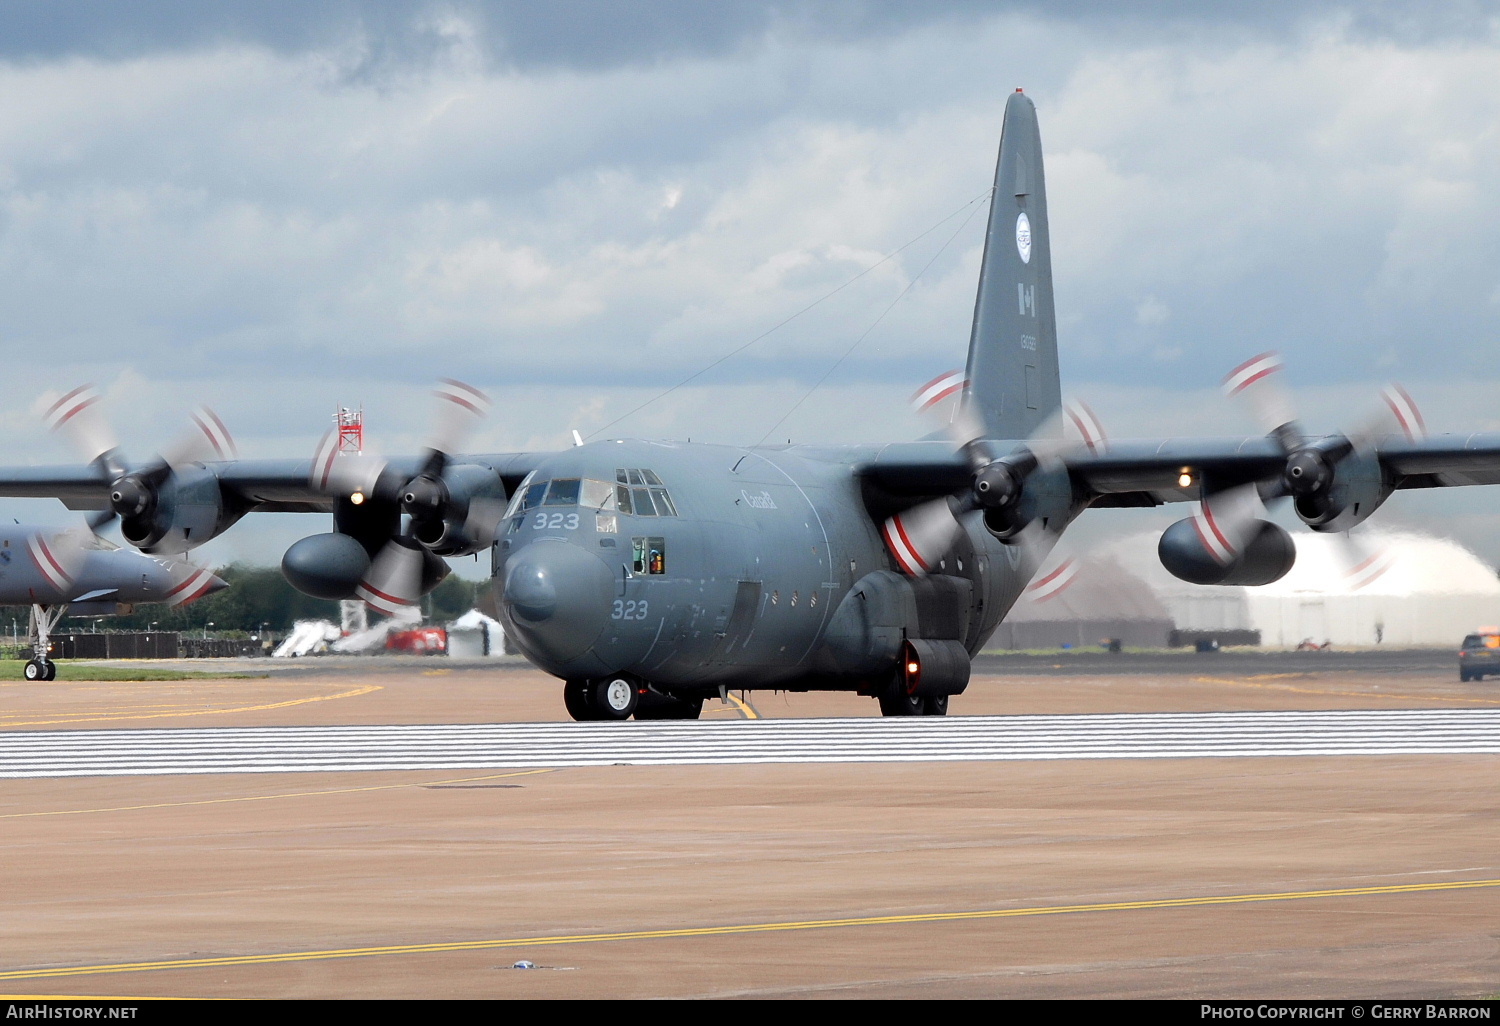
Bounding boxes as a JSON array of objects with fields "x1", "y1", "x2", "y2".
[{"x1": 1089, "y1": 528, "x2": 1500, "y2": 648}]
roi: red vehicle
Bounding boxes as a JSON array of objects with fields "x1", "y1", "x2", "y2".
[{"x1": 385, "y1": 627, "x2": 448, "y2": 655}]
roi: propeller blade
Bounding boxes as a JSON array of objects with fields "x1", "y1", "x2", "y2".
[
  {"x1": 882, "y1": 498, "x2": 962, "y2": 576},
  {"x1": 161, "y1": 562, "x2": 230, "y2": 607},
  {"x1": 1223, "y1": 351, "x2": 1298, "y2": 448},
  {"x1": 26, "y1": 527, "x2": 90, "y2": 593},
  {"x1": 1023, "y1": 552, "x2": 1079, "y2": 603},
  {"x1": 355, "y1": 537, "x2": 426, "y2": 615},
  {"x1": 159, "y1": 406, "x2": 238, "y2": 468},
  {"x1": 1190, "y1": 484, "x2": 1265, "y2": 566},
  {"x1": 1336, "y1": 531, "x2": 1395, "y2": 591},
  {"x1": 44, "y1": 384, "x2": 118, "y2": 464},
  {"x1": 1347, "y1": 383, "x2": 1427, "y2": 453},
  {"x1": 427, "y1": 379, "x2": 490, "y2": 457},
  {"x1": 310, "y1": 428, "x2": 387, "y2": 497}
]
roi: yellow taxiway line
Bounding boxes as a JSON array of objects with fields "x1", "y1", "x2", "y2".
[
  {"x1": 4, "y1": 876, "x2": 1498, "y2": 982},
  {"x1": 0, "y1": 683, "x2": 382, "y2": 728},
  {"x1": 0, "y1": 768, "x2": 554, "y2": 820}
]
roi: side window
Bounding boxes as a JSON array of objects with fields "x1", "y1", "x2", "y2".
[
  {"x1": 632, "y1": 536, "x2": 666, "y2": 575},
  {"x1": 615, "y1": 485, "x2": 634, "y2": 515}
]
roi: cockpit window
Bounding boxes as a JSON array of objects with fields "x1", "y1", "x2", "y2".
[
  {"x1": 543, "y1": 478, "x2": 581, "y2": 506},
  {"x1": 579, "y1": 479, "x2": 615, "y2": 510},
  {"x1": 650, "y1": 488, "x2": 676, "y2": 517},
  {"x1": 614, "y1": 469, "x2": 677, "y2": 517},
  {"x1": 504, "y1": 472, "x2": 539, "y2": 518}
]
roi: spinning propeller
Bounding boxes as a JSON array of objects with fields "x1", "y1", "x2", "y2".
[
  {"x1": 44, "y1": 384, "x2": 237, "y2": 552},
  {"x1": 882, "y1": 370, "x2": 1104, "y2": 579},
  {"x1": 1207, "y1": 352, "x2": 1423, "y2": 588},
  {"x1": 308, "y1": 379, "x2": 495, "y2": 614}
]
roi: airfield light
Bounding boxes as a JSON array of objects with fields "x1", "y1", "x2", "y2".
[{"x1": 350, "y1": 491, "x2": 365, "y2": 505}]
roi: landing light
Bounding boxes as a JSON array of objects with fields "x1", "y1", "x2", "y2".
[
  {"x1": 1177, "y1": 470, "x2": 1194, "y2": 488},
  {"x1": 906, "y1": 661, "x2": 920, "y2": 674},
  {"x1": 350, "y1": 491, "x2": 365, "y2": 505}
]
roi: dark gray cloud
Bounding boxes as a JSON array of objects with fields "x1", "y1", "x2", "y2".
[{"x1": 0, "y1": 1, "x2": 1492, "y2": 71}]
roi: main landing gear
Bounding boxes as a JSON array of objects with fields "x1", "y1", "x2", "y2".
[
  {"x1": 877, "y1": 688, "x2": 947, "y2": 717},
  {"x1": 563, "y1": 678, "x2": 704, "y2": 721},
  {"x1": 23, "y1": 603, "x2": 65, "y2": 681}
]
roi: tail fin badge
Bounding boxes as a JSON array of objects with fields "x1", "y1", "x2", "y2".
[{"x1": 1015, "y1": 213, "x2": 1032, "y2": 263}]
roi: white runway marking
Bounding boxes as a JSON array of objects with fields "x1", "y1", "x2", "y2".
[{"x1": 3, "y1": 709, "x2": 1499, "y2": 779}]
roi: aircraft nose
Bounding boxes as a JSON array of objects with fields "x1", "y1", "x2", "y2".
[
  {"x1": 502, "y1": 540, "x2": 613, "y2": 665},
  {"x1": 161, "y1": 563, "x2": 229, "y2": 607}
]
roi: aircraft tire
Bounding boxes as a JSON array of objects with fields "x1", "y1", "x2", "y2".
[
  {"x1": 924, "y1": 695, "x2": 948, "y2": 716},
  {"x1": 43, "y1": 660, "x2": 57, "y2": 681},
  {"x1": 878, "y1": 689, "x2": 924, "y2": 716},
  {"x1": 563, "y1": 679, "x2": 596, "y2": 721},
  {"x1": 23, "y1": 660, "x2": 44, "y2": 682},
  {"x1": 591, "y1": 677, "x2": 639, "y2": 720}
]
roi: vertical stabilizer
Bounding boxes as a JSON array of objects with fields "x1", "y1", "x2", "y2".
[{"x1": 961, "y1": 91, "x2": 1061, "y2": 440}]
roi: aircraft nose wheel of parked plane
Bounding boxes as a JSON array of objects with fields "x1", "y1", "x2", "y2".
[
  {"x1": 563, "y1": 677, "x2": 640, "y2": 721},
  {"x1": 24, "y1": 659, "x2": 56, "y2": 681}
]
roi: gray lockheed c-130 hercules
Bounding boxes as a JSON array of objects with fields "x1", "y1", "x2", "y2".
[
  {"x1": 0, "y1": 522, "x2": 225, "y2": 681},
  {"x1": 4, "y1": 90, "x2": 1500, "y2": 717}
]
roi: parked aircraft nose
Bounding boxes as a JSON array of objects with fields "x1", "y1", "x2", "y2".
[
  {"x1": 159, "y1": 562, "x2": 229, "y2": 607},
  {"x1": 502, "y1": 540, "x2": 613, "y2": 666}
]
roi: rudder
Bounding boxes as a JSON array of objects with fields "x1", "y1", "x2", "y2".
[{"x1": 960, "y1": 90, "x2": 1061, "y2": 441}]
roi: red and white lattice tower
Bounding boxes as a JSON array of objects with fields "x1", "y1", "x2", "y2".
[{"x1": 336, "y1": 407, "x2": 363, "y2": 454}]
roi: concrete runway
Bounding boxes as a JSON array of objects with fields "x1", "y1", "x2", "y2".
[{"x1": 2, "y1": 651, "x2": 1498, "y2": 999}]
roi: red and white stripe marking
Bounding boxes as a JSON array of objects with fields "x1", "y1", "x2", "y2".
[
  {"x1": 310, "y1": 429, "x2": 339, "y2": 490},
  {"x1": 1381, "y1": 384, "x2": 1426, "y2": 443},
  {"x1": 435, "y1": 379, "x2": 491, "y2": 417},
  {"x1": 189, "y1": 406, "x2": 237, "y2": 461},
  {"x1": 910, "y1": 370, "x2": 967, "y2": 414},
  {"x1": 27, "y1": 533, "x2": 75, "y2": 592},
  {"x1": 1344, "y1": 545, "x2": 1395, "y2": 590},
  {"x1": 1191, "y1": 501, "x2": 1239, "y2": 566},
  {"x1": 355, "y1": 581, "x2": 413, "y2": 617},
  {"x1": 163, "y1": 566, "x2": 224, "y2": 608},
  {"x1": 44, "y1": 384, "x2": 102, "y2": 433},
  {"x1": 1025, "y1": 557, "x2": 1078, "y2": 602},
  {"x1": 1064, "y1": 401, "x2": 1107, "y2": 456},
  {"x1": 1222, "y1": 352, "x2": 1283, "y2": 396},
  {"x1": 882, "y1": 514, "x2": 932, "y2": 576}
]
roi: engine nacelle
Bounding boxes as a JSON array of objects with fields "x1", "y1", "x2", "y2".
[
  {"x1": 1288, "y1": 447, "x2": 1391, "y2": 533},
  {"x1": 1158, "y1": 518, "x2": 1296, "y2": 586},
  {"x1": 980, "y1": 460, "x2": 1073, "y2": 541},
  {"x1": 405, "y1": 463, "x2": 508, "y2": 557},
  {"x1": 117, "y1": 464, "x2": 238, "y2": 553},
  {"x1": 899, "y1": 638, "x2": 971, "y2": 698},
  {"x1": 282, "y1": 533, "x2": 372, "y2": 600}
]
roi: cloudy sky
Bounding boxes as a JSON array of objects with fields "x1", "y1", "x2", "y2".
[{"x1": 1, "y1": 1, "x2": 1498, "y2": 571}]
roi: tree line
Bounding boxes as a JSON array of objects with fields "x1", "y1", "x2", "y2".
[{"x1": 1, "y1": 565, "x2": 485, "y2": 637}]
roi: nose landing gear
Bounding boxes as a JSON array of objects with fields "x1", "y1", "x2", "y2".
[{"x1": 563, "y1": 676, "x2": 640, "y2": 721}]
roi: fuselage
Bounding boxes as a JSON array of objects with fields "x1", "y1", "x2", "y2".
[{"x1": 493, "y1": 438, "x2": 1050, "y2": 693}]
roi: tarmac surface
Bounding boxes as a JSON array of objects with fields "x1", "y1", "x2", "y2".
[{"x1": 2, "y1": 649, "x2": 1498, "y2": 1000}]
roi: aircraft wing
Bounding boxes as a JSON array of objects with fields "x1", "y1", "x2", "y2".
[
  {"x1": 0, "y1": 452, "x2": 548, "y2": 514},
  {"x1": 856, "y1": 433, "x2": 1500, "y2": 506}
]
